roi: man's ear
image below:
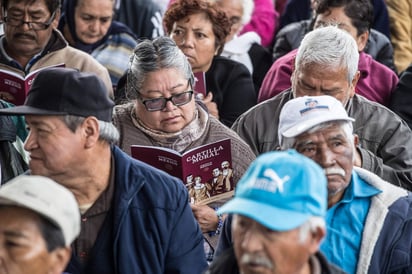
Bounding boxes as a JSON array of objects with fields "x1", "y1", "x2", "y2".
[
  {"x1": 51, "y1": 9, "x2": 61, "y2": 29},
  {"x1": 48, "y1": 246, "x2": 72, "y2": 274},
  {"x1": 356, "y1": 30, "x2": 369, "y2": 52},
  {"x1": 353, "y1": 134, "x2": 359, "y2": 147},
  {"x1": 349, "y1": 71, "x2": 360, "y2": 97},
  {"x1": 308, "y1": 226, "x2": 326, "y2": 254},
  {"x1": 81, "y1": 117, "x2": 100, "y2": 148}
]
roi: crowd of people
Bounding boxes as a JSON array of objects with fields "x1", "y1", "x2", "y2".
[{"x1": 0, "y1": 0, "x2": 411, "y2": 273}]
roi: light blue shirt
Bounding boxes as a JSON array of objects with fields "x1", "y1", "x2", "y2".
[{"x1": 320, "y1": 171, "x2": 381, "y2": 274}]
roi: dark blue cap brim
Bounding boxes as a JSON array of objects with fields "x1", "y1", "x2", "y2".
[{"x1": 0, "y1": 105, "x2": 68, "y2": 116}]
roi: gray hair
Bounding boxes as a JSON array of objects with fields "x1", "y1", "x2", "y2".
[
  {"x1": 126, "y1": 36, "x2": 195, "y2": 100},
  {"x1": 298, "y1": 216, "x2": 325, "y2": 243},
  {"x1": 295, "y1": 25, "x2": 359, "y2": 83},
  {"x1": 60, "y1": 115, "x2": 119, "y2": 144},
  {"x1": 281, "y1": 120, "x2": 354, "y2": 150}
]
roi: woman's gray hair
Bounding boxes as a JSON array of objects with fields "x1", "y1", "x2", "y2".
[
  {"x1": 61, "y1": 115, "x2": 119, "y2": 144},
  {"x1": 281, "y1": 120, "x2": 354, "y2": 150},
  {"x1": 126, "y1": 36, "x2": 195, "y2": 100},
  {"x1": 295, "y1": 25, "x2": 359, "y2": 83}
]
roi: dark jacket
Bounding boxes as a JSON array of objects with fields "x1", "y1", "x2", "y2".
[
  {"x1": 279, "y1": 0, "x2": 390, "y2": 38},
  {"x1": 272, "y1": 19, "x2": 397, "y2": 73},
  {"x1": 65, "y1": 146, "x2": 207, "y2": 274},
  {"x1": 209, "y1": 245, "x2": 346, "y2": 274},
  {"x1": 206, "y1": 56, "x2": 256, "y2": 127},
  {"x1": 248, "y1": 43, "x2": 274, "y2": 93},
  {"x1": 114, "y1": 0, "x2": 164, "y2": 39},
  {"x1": 390, "y1": 64, "x2": 412, "y2": 129},
  {"x1": 232, "y1": 90, "x2": 412, "y2": 190},
  {"x1": 0, "y1": 100, "x2": 28, "y2": 184}
]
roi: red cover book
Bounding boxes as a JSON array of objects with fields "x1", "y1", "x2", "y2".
[
  {"x1": 0, "y1": 63, "x2": 65, "y2": 105},
  {"x1": 193, "y1": 71, "x2": 207, "y2": 97},
  {"x1": 131, "y1": 139, "x2": 233, "y2": 205}
]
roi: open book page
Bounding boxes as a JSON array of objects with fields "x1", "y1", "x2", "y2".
[
  {"x1": 0, "y1": 63, "x2": 65, "y2": 105},
  {"x1": 131, "y1": 139, "x2": 233, "y2": 205}
]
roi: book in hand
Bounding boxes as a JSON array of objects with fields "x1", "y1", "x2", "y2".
[
  {"x1": 131, "y1": 139, "x2": 234, "y2": 205},
  {"x1": 0, "y1": 63, "x2": 65, "y2": 105},
  {"x1": 193, "y1": 71, "x2": 207, "y2": 97}
]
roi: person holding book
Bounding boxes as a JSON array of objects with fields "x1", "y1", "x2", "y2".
[
  {"x1": 0, "y1": 0, "x2": 113, "y2": 105},
  {"x1": 0, "y1": 67, "x2": 207, "y2": 273},
  {"x1": 112, "y1": 36, "x2": 256, "y2": 262}
]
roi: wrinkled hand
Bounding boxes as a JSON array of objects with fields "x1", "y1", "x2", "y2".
[
  {"x1": 202, "y1": 92, "x2": 219, "y2": 119},
  {"x1": 191, "y1": 204, "x2": 219, "y2": 233}
]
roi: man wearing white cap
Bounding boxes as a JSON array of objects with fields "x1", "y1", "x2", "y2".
[
  {"x1": 277, "y1": 95, "x2": 412, "y2": 273},
  {"x1": 217, "y1": 95, "x2": 412, "y2": 274},
  {"x1": 207, "y1": 150, "x2": 345, "y2": 274},
  {"x1": 0, "y1": 175, "x2": 81, "y2": 274}
]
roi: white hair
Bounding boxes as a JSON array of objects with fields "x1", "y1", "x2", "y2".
[{"x1": 295, "y1": 25, "x2": 359, "y2": 84}]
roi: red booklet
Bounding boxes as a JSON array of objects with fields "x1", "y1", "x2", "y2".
[
  {"x1": 0, "y1": 63, "x2": 65, "y2": 105},
  {"x1": 193, "y1": 71, "x2": 207, "y2": 97},
  {"x1": 131, "y1": 139, "x2": 234, "y2": 205}
]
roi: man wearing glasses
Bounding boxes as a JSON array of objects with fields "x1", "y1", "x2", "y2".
[{"x1": 0, "y1": 0, "x2": 113, "y2": 103}]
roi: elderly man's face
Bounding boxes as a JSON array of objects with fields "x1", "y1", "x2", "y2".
[
  {"x1": 0, "y1": 206, "x2": 69, "y2": 274},
  {"x1": 3, "y1": 0, "x2": 59, "y2": 62},
  {"x1": 232, "y1": 215, "x2": 318, "y2": 274},
  {"x1": 293, "y1": 123, "x2": 353, "y2": 205},
  {"x1": 292, "y1": 63, "x2": 357, "y2": 106},
  {"x1": 24, "y1": 115, "x2": 87, "y2": 185}
]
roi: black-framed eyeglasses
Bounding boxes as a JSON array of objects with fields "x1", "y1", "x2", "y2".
[
  {"x1": 3, "y1": 10, "x2": 57, "y2": 30},
  {"x1": 139, "y1": 90, "x2": 194, "y2": 112}
]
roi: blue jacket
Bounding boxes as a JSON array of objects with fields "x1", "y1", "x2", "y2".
[{"x1": 65, "y1": 146, "x2": 207, "y2": 274}]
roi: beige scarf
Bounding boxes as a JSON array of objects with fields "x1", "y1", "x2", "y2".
[{"x1": 131, "y1": 105, "x2": 209, "y2": 153}]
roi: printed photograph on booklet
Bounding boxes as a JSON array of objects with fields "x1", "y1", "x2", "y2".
[{"x1": 131, "y1": 139, "x2": 233, "y2": 205}]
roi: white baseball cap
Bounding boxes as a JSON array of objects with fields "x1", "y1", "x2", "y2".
[
  {"x1": 279, "y1": 96, "x2": 355, "y2": 144},
  {"x1": 0, "y1": 175, "x2": 81, "y2": 246}
]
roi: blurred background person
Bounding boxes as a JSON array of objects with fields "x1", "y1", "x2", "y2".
[
  {"x1": 385, "y1": 0, "x2": 412, "y2": 74},
  {"x1": 114, "y1": 0, "x2": 165, "y2": 38},
  {"x1": 214, "y1": 0, "x2": 273, "y2": 94},
  {"x1": 390, "y1": 63, "x2": 412, "y2": 129},
  {"x1": 271, "y1": 0, "x2": 396, "y2": 73},
  {"x1": 278, "y1": 0, "x2": 390, "y2": 38},
  {"x1": 59, "y1": 0, "x2": 137, "y2": 89},
  {"x1": 163, "y1": 0, "x2": 256, "y2": 127}
]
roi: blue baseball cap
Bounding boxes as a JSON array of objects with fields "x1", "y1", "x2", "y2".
[{"x1": 218, "y1": 150, "x2": 327, "y2": 231}]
